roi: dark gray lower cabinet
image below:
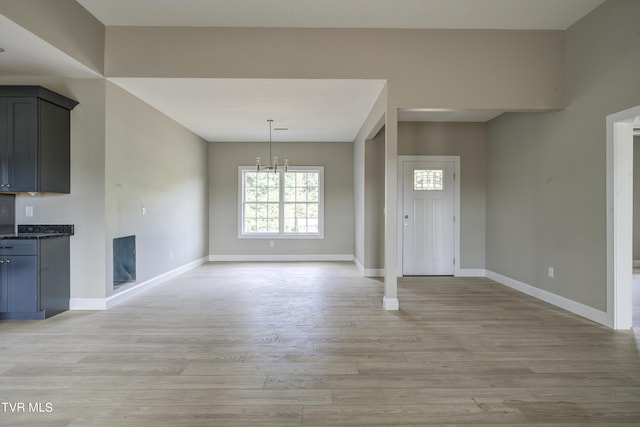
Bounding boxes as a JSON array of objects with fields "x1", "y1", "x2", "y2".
[{"x1": 0, "y1": 237, "x2": 70, "y2": 320}]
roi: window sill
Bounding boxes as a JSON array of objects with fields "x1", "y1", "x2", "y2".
[{"x1": 238, "y1": 233, "x2": 324, "y2": 240}]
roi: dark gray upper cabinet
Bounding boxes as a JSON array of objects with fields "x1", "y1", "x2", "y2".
[{"x1": 0, "y1": 86, "x2": 78, "y2": 194}]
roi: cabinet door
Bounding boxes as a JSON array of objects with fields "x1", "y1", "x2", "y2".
[
  {"x1": 0, "y1": 99, "x2": 8, "y2": 188},
  {"x1": 7, "y1": 98, "x2": 38, "y2": 192},
  {"x1": 6, "y1": 256, "x2": 38, "y2": 313},
  {"x1": 38, "y1": 99, "x2": 70, "y2": 193},
  {"x1": 0, "y1": 262, "x2": 7, "y2": 312}
]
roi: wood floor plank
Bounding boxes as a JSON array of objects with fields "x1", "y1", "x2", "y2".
[
  {"x1": 331, "y1": 387, "x2": 536, "y2": 405},
  {"x1": 181, "y1": 361, "x2": 359, "y2": 376},
  {"x1": 301, "y1": 403, "x2": 530, "y2": 425},
  {"x1": 71, "y1": 405, "x2": 304, "y2": 427},
  {"x1": 0, "y1": 261, "x2": 639, "y2": 426},
  {"x1": 121, "y1": 389, "x2": 332, "y2": 406}
]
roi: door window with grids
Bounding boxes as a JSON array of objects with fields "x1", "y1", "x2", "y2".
[
  {"x1": 239, "y1": 166, "x2": 324, "y2": 238},
  {"x1": 413, "y1": 169, "x2": 444, "y2": 191}
]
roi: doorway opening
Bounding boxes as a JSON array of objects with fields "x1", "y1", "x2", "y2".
[{"x1": 607, "y1": 105, "x2": 640, "y2": 329}]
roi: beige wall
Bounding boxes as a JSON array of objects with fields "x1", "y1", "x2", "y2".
[
  {"x1": 353, "y1": 88, "x2": 386, "y2": 272},
  {"x1": 2, "y1": 79, "x2": 209, "y2": 300},
  {"x1": 0, "y1": 0, "x2": 105, "y2": 73},
  {"x1": 357, "y1": 121, "x2": 488, "y2": 272},
  {"x1": 399, "y1": 122, "x2": 487, "y2": 269},
  {"x1": 209, "y1": 141, "x2": 354, "y2": 257},
  {"x1": 0, "y1": 77, "x2": 108, "y2": 299},
  {"x1": 365, "y1": 127, "x2": 386, "y2": 270},
  {"x1": 105, "y1": 27, "x2": 564, "y2": 111},
  {"x1": 105, "y1": 82, "x2": 209, "y2": 295},
  {"x1": 486, "y1": 0, "x2": 640, "y2": 311}
]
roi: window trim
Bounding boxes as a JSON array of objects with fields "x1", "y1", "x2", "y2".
[{"x1": 238, "y1": 166, "x2": 325, "y2": 239}]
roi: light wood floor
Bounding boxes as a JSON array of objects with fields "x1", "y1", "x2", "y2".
[
  {"x1": 633, "y1": 268, "x2": 640, "y2": 333},
  {"x1": 1, "y1": 262, "x2": 640, "y2": 426}
]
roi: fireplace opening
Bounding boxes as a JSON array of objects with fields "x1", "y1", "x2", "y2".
[{"x1": 113, "y1": 235, "x2": 136, "y2": 290}]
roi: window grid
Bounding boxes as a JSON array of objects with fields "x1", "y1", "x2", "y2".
[
  {"x1": 284, "y1": 171, "x2": 320, "y2": 233},
  {"x1": 243, "y1": 172, "x2": 280, "y2": 234},
  {"x1": 240, "y1": 167, "x2": 323, "y2": 238},
  {"x1": 414, "y1": 169, "x2": 444, "y2": 191}
]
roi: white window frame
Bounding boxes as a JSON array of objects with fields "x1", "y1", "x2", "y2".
[{"x1": 238, "y1": 166, "x2": 324, "y2": 239}]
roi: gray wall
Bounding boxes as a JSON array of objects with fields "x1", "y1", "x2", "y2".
[
  {"x1": 2, "y1": 78, "x2": 209, "y2": 301},
  {"x1": 364, "y1": 126, "x2": 386, "y2": 270},
  {"x1": 353, "y1": 89, "x2": 386, "y2": 272},
  {"x1": 0, "y1": 0, "x2": 105, "y2": 73},
  {"x1": 635, "y1": 136, "x2": 640, "y2": 262},
  {"x1": 105, "y1": 82, "x2": 209, "y2": 295},
  {"x1": 105, "y1": 27, "x2": 564, "y2": 111},
  {"x1": 4, "y1": 77, "x2": 108, "y2": 299},
  {"x1": 209, "y1": 141, "x2": 354, "y2": 257},
  {"x1": 398, "y1": 122, "x2": 487, "y2": 270},
  {"x1": 486, "y1": 0, "x2": 640, "y2": 311}
]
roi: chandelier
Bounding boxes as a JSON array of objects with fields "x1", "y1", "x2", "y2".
[{"x1": 256, "y1": 119, "x2": 288, "y2": 173}]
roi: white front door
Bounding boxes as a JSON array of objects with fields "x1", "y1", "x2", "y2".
[{"x1": 402, "y1": 161, "x2": 455, "y2": 275}]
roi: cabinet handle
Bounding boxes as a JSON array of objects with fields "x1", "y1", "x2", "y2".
[{"x1": 0, "y1": 246, "x2": 13, "y2": 249}]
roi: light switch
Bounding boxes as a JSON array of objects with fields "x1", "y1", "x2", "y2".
[{"x1": 26, "y1": 206, "x2": 33, "y2": 217}]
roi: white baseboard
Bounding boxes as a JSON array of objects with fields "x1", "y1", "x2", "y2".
[
  {"x1": 354, "y1": 257, "x2": 365, "y2": 274},
  {"x1": 69, "y1": 298, "x2": 107, "y2": 310},
  {"x1": 485, "y1": 270, "x2": 610, "y2": 327},
  {"x1": 456, "y1": 268, "x2": 486, "y2": 277},
  {"x1": 633, "y1": 260, "x2": 640, "y2": 268},
  {"x1": 364, "y1": 269, "x2": 385, "y2": 277},
  {"x1": 383, "y1": 296, "x2": 399, "y2": 310},
  {"x1": 209, "y1": 254, "x2": 354, "y2": 262},
  {"x1": 69, "y1": 256, "x2": 209, "y2": 311},
  {"x1": 396, "y1": 268, "x2": 486, "y2": 278},
  {"x1": 353, "y1": 257, "x2": 384, "y2": 277}
]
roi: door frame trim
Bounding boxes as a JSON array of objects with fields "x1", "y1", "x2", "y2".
[
  {"x1": 606, "y1": 105, "x2": 640, "y2": 329},
  {"x1": 397, "y1": 155, "x2": 461, "y2": 277}
]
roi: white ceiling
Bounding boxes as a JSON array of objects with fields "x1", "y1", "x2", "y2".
[
  {"x1": 111, "y1": 78, "x2": 386, "y2": 142},
  {"x1": 76, "y1": 0, "x2": 605, "y2": 30},
  {"x1": 0, "y1": 0, "x2": 606, "y2": 142}
]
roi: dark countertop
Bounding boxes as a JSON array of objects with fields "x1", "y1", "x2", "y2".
[
  {"x1": 0, "y1": 232, "x2": 72, "y2": 240},
  {"x1": 0, "y1": 224, "x2": 74, "y2": 240}
]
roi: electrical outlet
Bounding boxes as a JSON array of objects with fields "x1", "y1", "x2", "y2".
[
  {"x1": 548, "y1": 267, "x2": 554, "y2": 278},
  {"x1": 269, "y1": 240, "x2": 275, "y2": 248},
  {"x1": 25, "y1": 206, "x2": 33, "y2": 217}
]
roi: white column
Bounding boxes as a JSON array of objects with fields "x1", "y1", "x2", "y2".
[{"x1": 383, "y1": 99, "x2": 399, "y2": 310}]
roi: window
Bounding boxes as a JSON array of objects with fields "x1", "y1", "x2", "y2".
[
  {"x1": 414, "y1": 169, "x2": 444, "y2": 191},
  {"x1": 239, "y1": 166, "x2": 324, "y2": 238}
]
